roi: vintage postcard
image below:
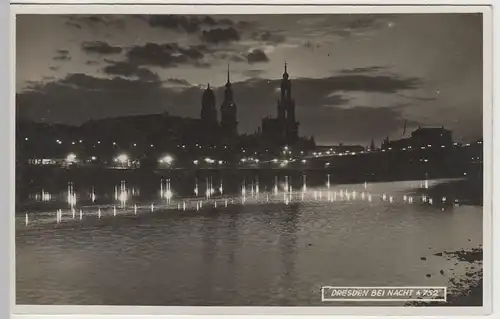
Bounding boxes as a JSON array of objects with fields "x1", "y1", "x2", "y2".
[{"x1": 11, "y1": 3, "x2": 493, "y2": 317}]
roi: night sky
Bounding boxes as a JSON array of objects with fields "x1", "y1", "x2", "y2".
[{"x1": 16, "y1": 13, "x2": 483, "y2": 145}]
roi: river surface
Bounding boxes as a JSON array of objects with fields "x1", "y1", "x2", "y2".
[{"x1": 15, "y1": 176, "x2": 483, "y2": 306}]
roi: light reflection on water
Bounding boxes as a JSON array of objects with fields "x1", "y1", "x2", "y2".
[{"x1": 15, "y1": 178, "x2": 482, "y2": 306}]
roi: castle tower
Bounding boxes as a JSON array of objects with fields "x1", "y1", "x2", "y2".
[
  {"x1": 200, "y1": 83, "x2": 217, "y2": 127},
  {"x1": 220, "y1": 64, "x2": 238, "y2": 138},
  {"x1": 277, "y1": 62, "x2": 298, "y2": 142}
]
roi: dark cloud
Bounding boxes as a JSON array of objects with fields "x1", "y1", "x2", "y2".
[
  {"x1": 252, "y1": 31, "x2": 286, "y2": 44},
  {"x1": 67, "y1": 15, "x2": 126, "y2": 29},
  {"x1": 218, "y1": 18, "x2": 235, "y2": 26},
  {"x1": 53, "y1": 49, "x2": 70, "y2": 61},
  {"x1": 201, "y1": 27, "x2": 240, "y2": 43},
  {"x1": 125, "y1": 42, "x2": 207, "y2": 68},
  {"x1": 82, "y1": 41, "x2": 123, "y2": 55},
  {"x1": 216, "y1": 52, "x2": 246, "y2": 63},
  {"x1": 247, "y1": 49, "x2": 269, "y2": 64},
  {"x1": 18, "y1": 74, "x2": 167, "y2": 124},
  {"x1": 242, "y1": 69, "x2": 265, "y2": 78},
  {"x1": 149, "y1": 15, "x2": 200, "y2": 33},
  {"x1": 102, "y1": 61, "x2": 160, "y2": 82},
  {"x1": 340, "y1": 66, "x2": 388, "y2": 74},
  {"x1": 298, "y1": 74, "x2": 420, "y2": 94},
  {"x1": 395, "y1": 93, "x2": 436, "y2": 102},
  {"x1": 148, "y1": 15, "x2": 235, "y2": 33},
  {"x1": 333, "y1": 15, "x2": 389, "y2": 38},
  {"x1": 86, "y1": 60, "x2": 100, "y2": 66},
  {"x1": 65, "y1": 21, "x2": 82, "y2": 29},
  {"x1": 163, "y1": 78, "x2": 191, "y2": 86},
  {"x1": 49, "y1": 66, "x2": 59, "y2": 71},
  {"x1": 53, "y1": 55, "x2": 71, "y2": 61},
  {"x1": 17, "y1": 72, "x2": 421, "y2": 144}
]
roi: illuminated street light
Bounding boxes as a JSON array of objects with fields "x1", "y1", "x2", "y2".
[
  {"x1": 193, "y1": 160, "x2": 199, "y2": 165},
  {"x1": 116, "y1": 154, "x2": 128, "y2": 164},
  {"x1": 160, "y1": 155, "x2": 174, "y2": 165},
  {"x1": 66, "y1": 153, "x2": 77, "y2": 163}
]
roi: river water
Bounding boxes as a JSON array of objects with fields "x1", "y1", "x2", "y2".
[{"x1": 15, "y1": 177, "x2": 483, "y2": 306}]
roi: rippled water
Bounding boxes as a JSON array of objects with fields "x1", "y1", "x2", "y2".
[{"x1": 15, "y1": 178, "x2": 482, "y2": 306}]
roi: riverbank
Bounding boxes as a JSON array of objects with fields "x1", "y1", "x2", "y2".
[{"x1": 407, "y1": 247, "x2": 483, "y2": 307}]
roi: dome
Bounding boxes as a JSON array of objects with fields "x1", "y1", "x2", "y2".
[{"x1": 282, "y1": 62, "x2": 289, "y2": 79}]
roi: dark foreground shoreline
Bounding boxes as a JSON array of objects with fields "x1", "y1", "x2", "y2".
[{"x1": 407, "y1": 247, "x2": 483, "y2": 307}]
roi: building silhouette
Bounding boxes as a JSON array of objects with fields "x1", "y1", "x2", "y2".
[
  {"x1": 200, "y1": 83, "x2": 218, "y2": 128},
  {"x1": 220, "y1": 65, "x2": 238, "y2": 139},
  {"x1": 381, "y1": 126, "x2": 453, "y2": 150},
  {"x1": 261, "y1": 62, "x2": 299, "y2": 145}
]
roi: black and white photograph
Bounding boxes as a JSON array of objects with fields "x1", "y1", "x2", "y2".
[{"x1": 14, "y1": 8, "x2": 488, "y2": 309}]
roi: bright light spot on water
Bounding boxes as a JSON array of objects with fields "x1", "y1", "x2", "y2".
[{"x1": 119, "y1": 191, "x2": 128, "y2": 206}]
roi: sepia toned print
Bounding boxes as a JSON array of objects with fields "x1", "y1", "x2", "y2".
[{"x1": 15, "y1": 13, "x2": 483, "y2": 306}]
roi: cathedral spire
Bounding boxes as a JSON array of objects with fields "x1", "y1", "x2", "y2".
[
  {"x1": 227, "y1": 63, "x2": 230, "y2": 84},
  {"x1": 283, "y1": 61, "x2": 289, "y2": 79}
]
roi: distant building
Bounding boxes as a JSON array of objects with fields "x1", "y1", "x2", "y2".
[
  {"x1": 261, "y1": 63, "x2": 299, "y2": 145},
  {"x1": 411, "y1": 126, "x2": 452, "y2": 147},
  {"x1": 381, "y1": 126, "x2": 453, "y2": 150},
  {"x1": 220, "y1": 65, "x2": 238, "y2": 139}
]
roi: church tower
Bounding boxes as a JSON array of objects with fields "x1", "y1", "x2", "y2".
[
  {"x1": 200, "y1": 83, "x2": 217, "y2": 127},
  {"x1": 220, "y1": 64, "x2": 238, "y2": 138},
  {"x1": 277, "y1": 62, "x2": 298, "y2": 142}
]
